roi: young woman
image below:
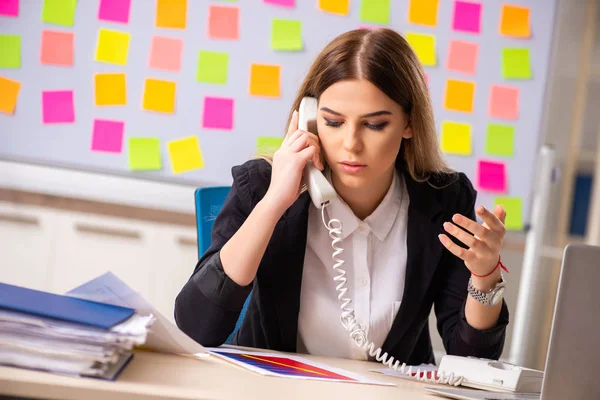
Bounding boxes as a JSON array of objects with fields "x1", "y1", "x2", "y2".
[{"x1": 175, "y1": 28, "x2": 509, "y2": 366}]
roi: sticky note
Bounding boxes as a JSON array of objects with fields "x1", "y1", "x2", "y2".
[
  {"x1": 500, "y1": 4, "x2": 530, "y2": 38},
  {"x1": 452, "y1": 1, "x2": 481, "y2": 34},
  {"x1": 477, "y1": 160, "x2": 506, "y2": 193},
  {"x1": 408, "y1": 0, "x2": 439, "y2": 27},
  {"x1": 91, "y1": 119, "x2": 124, "y2": 153},
  {"x1": 494, "y1": 197, "x2": 523, "y2": 230},
  {"x1": 444, "y1": 79, "x2": 475, "y2": 113},
  {"x1": 155, "y1": 0, "x2": 187, "y2": 29},
  {"x1": 197, "y1": 51, "x2": 229, "y2": 84},
  {"x1": 149, "y1": 36, "x2": 183, "y2": 72},
  {"x1": 0, "y1": 0, "x2": 19, "y2": 17},
  {"x1": 263, "y1": 0, "x2": 295, "y2": 7},
  {"x1": 42, "y1": 90, "x2": 74, "y2": 124},
  {"x1": 256, "y1": 137, "x2": 283, "y2": 156},
  {"x1": 446, "y1": 39, "x2": 478, "y2": 75},
  {"x1": 0, "y1": 35, "x2": 20, "y2": 68},
  {"x1": 41, "y1": 30, "x2": 74, "y2": 66},
  {"x1": 94, "y1": 73, "x2": 126, "y2": 106},
  {"x1": 128, "y1": 138, "x2": 162, "y2": 170},
  {"x1": 0, "y1": 76, "x2": 20, "y2": 115},
  {"x1": 489, "y1": 85, "x2": 519, "y2": 120},
  {"x1": 168, "y1": 136, "x2": 204, "y2": 173},
  {"x1": 319, "y1": 0, "x2": 349, "y2": 15},
  {"x1": 42, "y1": 0, "x2": 77, "y2": 27},
  {"x1": 271, "y1": 19, "x2": 302, "y2": 51},
  {"x1": 95, "y1": 28, "x2": 130, "y2": 65},
  {"x1": 502, "y1": 48, "x2": 532, "y2": 79},
  {"x1": 203, "y1": 97, "x2": 234, "y2": 130},
  {"x1": 406, "y1": 33, "x2": 436, "y2": 66},
  {"x1": 360, "y1": 0, "x2": 390, "y2": 24},
  {"x1": 440, "y1": 121, "x2": 472, "y2": 155},
  {"x1": 208, "y1": 5, "x2": 239, "y2": 40},
  {"x1": 249, "y1": 64, "x2": 281, "y2": 98},
  {"x1": 98, "y1": 0, "x2": 131, "y2": 24},
  {"x1": 485, "y1": 124, "x2": 515, "y2": 157},
  {"x1": 143, "y1": 78, "x2": 176, "y2": 114}
]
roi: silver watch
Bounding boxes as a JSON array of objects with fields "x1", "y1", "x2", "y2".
[{"x1": 468, "y1": 275, "x2": 506, "y2": 306}]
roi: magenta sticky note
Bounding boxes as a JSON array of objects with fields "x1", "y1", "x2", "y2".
[
  {"x1": 263, "y1": 0, "x2": 295, "y2": 7},
  {"x1": 92, "y1": 119, "x2": 124, "y2": 153},
  {"x1": 0, "y1": 0, "x2": 19, "y2": 16},
  {"x1": 477, "y1": 160, "x2": 507, "y2": 193},
  {"x1": 98, "y1": 0, "x2": 131, "y2": 23},
  {"x1": 453, "y1": 1, "x2": 482, "y2": 34},
  {"x1": 203, "y1": 97, "x2": 234, "y2": 130},
  {"x1": 42, "y1": 90, "x2": 74, "y2": 124}
]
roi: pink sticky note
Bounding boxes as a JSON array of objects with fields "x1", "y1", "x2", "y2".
[
  {"x1": 208, "y1": 5, "x2": 239, "y2": 40},
  {"x1": 489, "y1": 85, "x2": 519, "y2": 120},
  {"x1": 203, "y1": 97, "x2": 234, "y2": 130},
  {"x1": 453, "y1": 1, "x2": 482, "y2": 34},
  {"x1": 447, "y1": 39, "x2": 478, "y2": 75},
  {"x1": 41, "y1": 30, "x2": 74, "y2": 66},
  {"x1": 98, "y1": 0, "x2": 131, "y2": 24},
  {"x1": 0, "y1": 0, "x2": 19, "y2": 16},
  {"x1": 263, "y1": 0, "x2": 295, "y2": 7},
  {"x1": 42, "y1": 90, "x2": 74, "y2": 124},
  {"x1": 477, "y1": 160, "x2": 506, "y2": 192},
  {"x1": 92, "y1": 119, "x2": 124, "y2": 153},
  {"x1": 149, "y1": 36, "x2": 183, "y2": 72}
]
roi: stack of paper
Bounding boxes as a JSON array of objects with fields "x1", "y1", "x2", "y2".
[{"x1": 0, "y1": 282, "x2": 155, "y2": 380}]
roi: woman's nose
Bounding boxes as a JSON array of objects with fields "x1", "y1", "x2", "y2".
[{"x1": 342, "y1": 126, "x2": 363, "y2": 152}]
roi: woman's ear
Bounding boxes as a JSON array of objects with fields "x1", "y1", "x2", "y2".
[{"x1": 402, "y1": 125, "x2": 413, "y2": 139}]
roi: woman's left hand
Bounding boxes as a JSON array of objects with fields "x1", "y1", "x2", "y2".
[{"x1": 438, "y1": 204, "x2": 507, "y2": 278}]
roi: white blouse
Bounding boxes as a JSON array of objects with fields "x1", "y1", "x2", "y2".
[{"x1": 296, "y1": 169, "x2": 410, "y2": 361}]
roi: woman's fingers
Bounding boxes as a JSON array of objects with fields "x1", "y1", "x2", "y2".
[{"x1": 283, "y1": 111, "x2": 299, "y2": 143}]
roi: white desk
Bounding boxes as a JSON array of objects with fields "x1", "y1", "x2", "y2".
[{"x1": 0, "y1": 348, "x2": 446, "y2": 400}]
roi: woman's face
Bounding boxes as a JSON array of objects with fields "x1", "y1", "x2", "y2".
[{"x1": 317, "y1": 79, "x2": 412, "y2": 190}]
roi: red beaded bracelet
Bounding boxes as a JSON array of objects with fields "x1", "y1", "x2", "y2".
[{"x1": 471, "y1": 255, "x2": 509, "y2": 278}]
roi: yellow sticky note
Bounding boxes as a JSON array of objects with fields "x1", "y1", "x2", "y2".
[
  {"x1": 0, "y1": 76, "x2": 21, "y2": 115},
  {"x1": 408, "y1": 0, "x2": 439, "y2": 27},
  {"x1": 440, "y1": 121, "x2": 472, "y2": 155},
  {"x1": 167, "y1": 136, "x2": 204, "y2": 173},
  {"x1": 500, "y1": 5, "x2": 530, "y2": 38},
  {"x1": 156, "y1": 0, "x2": 187, "y2": 29},
  {"x1": 249, "y1": 64, "x2": 281, "y2": 98},
  {"x1": 319, "y1": 0, "x2": 349, "y2": 15},
  {"x1": 143, "y1": 78, "x2": 176, "y2": 113},
  {"x1": 406, "y1": 32, "x2": 436, "y2": 66},
  {"x1": 94, "y1": 73, "x2": 126, "y2": 106},
  {"x1": 444, "y1": 79, "x2": 475, "y2": 113},
  {"x1": 95, "y1": 28, "x2": 130, "y2": 65}
]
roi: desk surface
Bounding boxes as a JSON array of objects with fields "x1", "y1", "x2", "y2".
[{"x1": 0, "y1": 348, "x2": 446, "y2": 400}]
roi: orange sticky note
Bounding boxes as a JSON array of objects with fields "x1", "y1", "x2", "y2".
[
  {"x1": 95, "y1": 73, "x2": 126, "y2": 106},
  {"x1": 167, "y1": 136, "x2": 204, "y2": 173},
  {"x1": 249, "y1": 64, "x2": 281, "y2": 98},
  {"x1": 500, "y1": 4, "x2": 530, "y2": 38},
  {"x1": 156, "y1": 0, "x2": 187, "y2": 29},
  {"x1": 0, "y1": 76, "x2": 21, "y2": 115},
  {"x1": 41, "y1": 30, "x2": 74, "y2": 66},
  {"x1": 444, "y1": 79, "x2": 475, "y2": 113},
  {"x1": 408, "y1": 0, "x2": 439, "y2": 27},
  {"x1": 319, "y1": 0, "x2": 349, "y2": 15},
  {"x1": 208, "y1": 5, "x2": 240, "y2": 40},
  {"x1": 143, "y1": 78, "x2": 176, "y2": 114}
]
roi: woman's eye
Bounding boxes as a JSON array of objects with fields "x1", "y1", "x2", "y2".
[
  {"x1": 324, "y1": 119, "x2": 343, "y2": 127},
  {"x1": 366, "y1": 122, "x2": 388, "y2": 131}
]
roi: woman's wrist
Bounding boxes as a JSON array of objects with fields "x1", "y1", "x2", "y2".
[{"x1": 471, "y1": 267, "x2": 503, "y2": 292}]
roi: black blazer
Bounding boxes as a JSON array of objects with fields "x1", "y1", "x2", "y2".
[{"x1": 174, "y1": 159, "x2": 509, "y2": 365}]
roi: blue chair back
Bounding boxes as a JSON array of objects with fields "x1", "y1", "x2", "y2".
[{"x1": 193, "y1": 186, "x2": 250, "y2": 344}]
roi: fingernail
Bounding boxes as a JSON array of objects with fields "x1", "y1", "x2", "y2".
[
  {"x1": 443, "y1": 222, "x2": 453, "y2": 231},
  {"x1": 438, "y1": 234, "x2": 446, "y2": 244},
  {"x1": 477, "y1": 206, "x2": 485, "y2": 214}
]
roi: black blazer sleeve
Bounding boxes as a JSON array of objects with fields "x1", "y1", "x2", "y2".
[
  {"x1": 174, "y1": 163, "x2": 256, "y2": 347},
  {"x1": 434, "y1": 174, "x2": 509, "y2": 359}
]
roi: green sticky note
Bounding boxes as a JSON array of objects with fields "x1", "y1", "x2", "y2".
[
  {"x1": 0, "y1": 35, "x2": 20, "y2": 68},
  {"x1": 256, "y1": 137, "x2": 283, "y2": 156},
  {"x1": 494, "y1": 197, "x2": 523, "y2": 231},
  {"x1": 197, "y1": 51, "x2": 229, "y2": 84},
  {"x1": 486, "y1": 124, "x2": 515, "y2": 157},
  {"x1": 271, "y1": 19, "x2": 302, "y2": 51},
  {"x1": 502, "y1": 48, "x2": 532, "y2": 79},
  {"x1": 42, "y1": 0, "x2": 77, "y2": 27},
  {"x1": 128, "y1": 138, "x2": 162, "y2": 170},
  {"x1": 360, "y1": 0, "x2": 390, "y2": 24}
]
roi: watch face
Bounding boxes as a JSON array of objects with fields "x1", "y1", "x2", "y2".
[{"x1": 491, "y1": 287, "x2": 505, "y2": 306}]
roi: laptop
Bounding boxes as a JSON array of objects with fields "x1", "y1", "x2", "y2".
[{"x1": 426, "y1": 243, "x2": 600, "y2": 400}]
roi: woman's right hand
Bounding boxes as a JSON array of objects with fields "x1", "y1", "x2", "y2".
[{"x1": 263, "y1": 110, "x2": 324, "y2": 216}]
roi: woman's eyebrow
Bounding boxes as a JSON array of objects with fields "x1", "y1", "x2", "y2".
[{"x1": 320, "y1": 107, "x2": 392, "y2": 118}]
